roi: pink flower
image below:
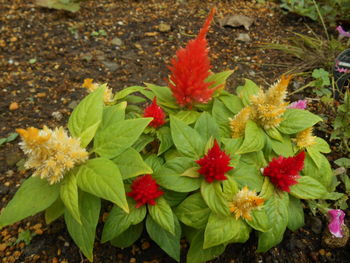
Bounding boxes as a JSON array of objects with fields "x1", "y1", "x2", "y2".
[
  {"x1": 288, "y1": 100, "x2": 307, "y2": 110},
  {"x1": 328, "y1": 209, "x2": 345, "y2": 238},
  {"x1": 336, "y1": 26, "x2": 350, "y2": 38}
]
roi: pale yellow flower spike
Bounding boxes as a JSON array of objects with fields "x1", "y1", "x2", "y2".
[
  {"x1": 295, "y1": 127, "x2": 316, "y2": 148},
  {"x1": 229, "y1": 186, "x2": 264, "y2": 221},
  {"x1": 82, "y1": 78, "x2": 114, "y2": 105},
  {"x1": 17, "y1": 126, "x2": 88, "y2": 185},
  {"x1": 229, "y1": 107, "x2": 252, "y2": 138}
]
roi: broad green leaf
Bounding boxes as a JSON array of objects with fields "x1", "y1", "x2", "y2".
[
  {"x1": 0, "y1": 177, "x2": 59, "y2": 227},
  {"x1": 99, "y1": 102, "x2": 126, "y2": 131},
  {"x1": 132, "y1": 134, "x2": 154, "y2": 152},
  {"x1": 68, "y1": 87, "x2": 104, "y2": 147},
  {"x1": 60, "y1": 171, "x2": 81, "y2": 224},
  {"x1": 211, "y1": 98, "x2": 232, "y2": 137},
  {"x1": 146, "y1": 214, "x2": 181, "y2": 262},
  {"x1": 240, "y1": 150, "x2": 267, "y2": 168},
  {"x1": 290, "y1": 176, "x2": 328, "y2": 199},
  {"x1": 313, "y1": 137, "x2": 331, "y2": 153},
  {"x1": 114, "y1": 86, "x2": 145, "y2": 101},
  {"x1": 236, "y1": 79, "x2": 260, "y2": 106},
  {"x1": 175, "y1": 193, "x2": 211, "y2": 229},
  {"x1": 257, "y1": 191, "x2": 289, "y2": 252},
  {"x1": 156, "y1": 126, "x2": 174, "y2": 156},
  {"x1": 64, "y1": 192, "x2": 100, "y2": 261},
  {"x1": 277, "y1": 109, "x2": 322, "y2": 134},
  {"x1": 303, "y1": 153, "x2": 333, "y2": 190},
  {"x1": 148, "y1": 196, "x2": 175, "y2": 234},
  {"x1": 145, "y1": 83, "x2": 179, "y2": 110},
  {"x1": 76, "y1": 158, "x2": 128, "y2": 213},
  {"x1": 222, "y1": 137, "x2": 243, "y2": 167},
  {"x1": 265, "y1": 127, "x2": 283, "y2": 142},
  {"x1": 218, "y1": 94, "x2": 244, "y2": 114},
  {"x1": 163, "y1": 190, "x2": 188, "y2": 207},
  {"x1": 201, "y1": 181, "x2": 230, "y2": 216},
  {"x1": 307, "y1": 145, "x2": 325, "y2": 168},
  {"x1": 93, "y1": 118, "x2": 151, "y2": 158},
  {"x1": 170, "y1": 115, "x2": 204, "y2": 158},
  {"x1": 112, "y1": 148, "x2": 152, "y2": 179},
  {"x1": 187, "y1": 230, "x2": 226, "y2": 263},
  {"x1": 110, "y1": 223, "x2": 143, "y2": 248},
  {"x1": 181, "y1": 167, "x2": 200, "y2": 178},
  {"x1": 287, "y1": 196, "x2": 304, "y2": 231},
  {"x1": 270, "y1": 135, "x2": 295, "y2": 157},
  {"x1": 236, "y1": 120, "x2": 265, "y2": 154},
  {"x1": 204, "y1": 213, "x2": 247, "y2": 248},
  {"x1": 206, "y1": 70, "x2": 234, "y2": 90},
  {"x1": 174, "y1": 110, "x2": 200, "y2": 124},
  {"x1": 222, "y1": 176, "x2": 239, "y2": 199},
  {"x1": 231, "y1": 163, "x2": 263, "y2": 192},
  {"x1": 45, "y1": 197, "x2": 65, "y2": 224},
  {"x1": 125, "y1": 95, "x2": 147, "y2": 104},
  {"x1": 247, "y1": 207, "x2": 270, "y2": 232},
  {"x1": 101, "y1": 198, "x2": 146, "y2": 242},
  {"x1": 144, "y1": 154, "x2": 164, "y2": 173},
  {"x1": 194, "y1": 112, "x2": 220, "y2": 142}
]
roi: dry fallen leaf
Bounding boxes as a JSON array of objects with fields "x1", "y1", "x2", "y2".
[{"x1": 219, "y1": 14, "x2": 254, "y2": 30}]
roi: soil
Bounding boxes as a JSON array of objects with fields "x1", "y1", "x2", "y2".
[{"x1": 0, "y1": 0, "x2": 349, "y2": 262}]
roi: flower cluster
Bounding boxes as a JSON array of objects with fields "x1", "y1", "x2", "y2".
[
  {"x1": 82, "y1": 78, "x2": 114, "y2": 104},
  {"x1": 229, "y1": 107, "x2": 251, "y2": 138},
  {"x1": 127, "y1": 174, "x2": 164, "y2": 208},
  {"x1": 295, "y1": 127, "x2": 316, "y2": 148},
  {"x1": 328, "y1": 209, "x2": 346, "y2": 238},
  {"x1": 17, "y1": 126, "x2": 88, "y2": 184},
  {"x1": 196, "y1": 140, "x2": 233, "y2": 183},
  {"x1": 263, "y1": 152, "x2": 305, "y2": 192},
  {"x1": 143, "y1": 97, "x2": 166, "y2": 128}
]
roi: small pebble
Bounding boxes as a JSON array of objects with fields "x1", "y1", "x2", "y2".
[
  {"x1": 9, "y1": 102, "x2": 19, "y2": 110},
  {"x1": 129, "y1": 258, "x2": 136, "y2": 263}
]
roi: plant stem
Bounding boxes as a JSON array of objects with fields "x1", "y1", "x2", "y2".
[
  {"x1": 312, "y1": 0, "x2": 330, "y2": 41},
  {"x1": 289, "y1": 81, "x2": 314, "y2": 95}
]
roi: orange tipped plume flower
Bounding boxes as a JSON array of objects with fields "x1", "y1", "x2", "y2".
[
  {"x1": 82, "y1": 78, "x2": 114, "y2": 104},
  {"x1": 168, "y1": 8, "x2": 221, "y2": 108},
  {"x1": 143, "y1": 97, "x2": 166, "y2": 128}
]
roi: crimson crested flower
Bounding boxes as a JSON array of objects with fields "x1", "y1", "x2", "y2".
[
  {"x1": 263, "y1": 152, "x2": 305, "y2": 192},
  {"x1": 196, "y1": 140, "x2": 233, "y2": 183},
  {"x1": 168, "y1": 8, "x2": 221, "y2": 108},
  {"x1": 143, "y1": 97, "x2": 166, "y2": 128},
  {"x1": 127, "y1": 174, "x2": 164, "y2": 208}
]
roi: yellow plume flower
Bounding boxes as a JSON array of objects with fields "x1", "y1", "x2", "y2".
[
  {"x1": 16, "y1": 126, "x2": 88, "y2": 185},
  {"x1": 229, "y1": 186, "x2": 264, "y2": 221},
  {"x1": 295, "y1": 127, "x2": 316, "y2": 148},
  {"x1": 229, "y1": 107, "x2": 251, "y2": 138},
  {"x1": 82, "y1": 78, "x2": 114, "y2": 105}
]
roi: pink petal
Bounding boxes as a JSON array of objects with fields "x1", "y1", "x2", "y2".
[
  {"x1": 288, "y1": 100, "x2": 307, "y2": 110},
  {"x1": 336, "y1": 26, "x2": 350, "y2": 38},
  {"x1": 328, "y1": 209, "x2": 345, "y2": 238}
]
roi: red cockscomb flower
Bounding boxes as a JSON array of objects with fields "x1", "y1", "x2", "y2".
[
  {"x1": 263, "y1": 152, "x2": 306, "y2": 192},
  {"x1": 196, "y1": 140, "x2": 233, "y2": 183},
  {"x1": 127, "y1": 174, "x2": 164, "y2": 208},
  {"x1": 168, "y1": 8, "x2": 221, "y2": 108},
  {"x1": 143, "y1": 97, "x2": 166, "y2": 128}
]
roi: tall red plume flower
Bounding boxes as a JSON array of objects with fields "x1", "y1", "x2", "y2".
[
  {"x1": 196, "y1": 140, "x2": 233, "y2": 183},
  {"x1": 143, "y1": 97, "x2": 166, "y2": 128},
  {"x1": 127, "y1": 174, "x2": 164, "y2": 208},
  {"x1": 168, "y1": 8, "x2": 220, "y2": 108},
  {"x1": 263, "y1": 152, "x2": 306, "y2": 192}
]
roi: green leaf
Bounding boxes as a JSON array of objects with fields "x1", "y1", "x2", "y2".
[
  {"x1": 99, "y1": 102, "x2": 126, "y2": 131},
  {"x1": 144, "y1": 154, "x2": 164, "y2": 173},
  {"x1": 287, "y1": 196, "x2": 304, "y2": 231},
  {"x1": 187, "y1": 230, "x2": 226, "y2": 263},
  {"x1": 146, "y1": 214, "x2": 181, "y2": 262},
  {"x1": 175, "y1": 193, "x2": 211, "y2": 229},
  {"x1": 93, "y1": 118, "x2": 151, "y2": 158},
  {"x1": 231, "y1": 163, "x2": 264, "y2": 192},
  {"x1": 218, "y1": 94, "x2": 244, "y2": 114},
  {"x1": 257, "y1": 191, "x2": 289, "y2": 252},
  {"x1": 170, "y1": 115, "x2": 204, "y2": 159},
  {"x1": 206, "y1": 70, "x2": 234, "y2": 90},
  {"x1": 174, "y1": 110, "x2": 201, "y2": 124},
  {"x1": 201, "y1": 181, "x2": 230, "y2": 216},
  {"x1": 156, "y1": 126, "x2": 174, "y2": 156},
  {"x1": 290, "y1": 176, "x2": 328, "y2": 199},
  {"x1": 60, "y1": 171, "x2": 81, "y2": 224},
  {"x1": 236, "y1": 120, "x2": 265, "y2": 154},
  {"x1": 303, "y1": 153, "x2": 333, "y2": 190},
  {"x1": 148, "y1": 196, "x2": 175, "y2": 234},
  {"x1": 247, "y1": 207, "x2": 270, "y2": 232},
  {"x1": 112, "y1": 148, "x2": 152, "y2": 179},
  {"x1": 114, "y1": 86, "x2": 145, "y2": 101},
  {"x1": 132, "y1": 134, "x2": 154, "y2": 152},
  {"x1": 265, "y1": 127, "x2": 283, "y2": 142},
  {"x1": 270, "y1": 135, "x2": 295, "y2": 157},
  {"x1": 76, "y1": 158, "x2": 129, "y2": 213},
  {"x1": 204, "y1": 213, "x2": 248, "y2": 248},
  {"x1": 181, "y1": 167, "x2": 200, "y2": 178},
  {"x1": 313, "y1": 137, "x2": 331, "y2": 153},
  {"x1": 222, "y1": 176, "x2": 239, "y2": 199},
  {"x1": 194, "y1": 112, "x2": 220, "y2": 142},
  {"x1": 45, "y1": 197, "x2": 65, "y2": 224},
  {"x1": 236, "y1": 79, "x2": 260, "y2": 106},
  {"x1": 64, "y1": 192, "x2": 100, "y2": 261},
  {"x1": 163, "y1": 191, "x2": 188, "y2": 207},
  {"x1": 101, "y1": 199, "x2": 146, "y2": 243},
  {"x1": 68, "y1": 87, "x2": 104, "y2": 147},
  {"x1": 0, "y1": 177, "x2": 59, "y2": 227},
  {"x1": 277, "y1": 109, "x2": 322, "y2": 134},
  {"x1": 110, "y1": 223, "x2": 143, "y2": 248},
  {"x1": 211, "y1": 98, "x2": 232, "y2": 137},
  {"x1": 145, "y1": 83, "x2": 179, "y2": 110},
  {"x1": 306, "y1": 145, "x2": 324, "y2": 168}
]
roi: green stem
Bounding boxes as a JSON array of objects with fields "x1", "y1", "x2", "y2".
[
  {"x1": 312, "y1": 0, "x2": 330, "y2": 41},
  {"x1": 289, "y1": 81, "x2": 314, "y2": 96}
]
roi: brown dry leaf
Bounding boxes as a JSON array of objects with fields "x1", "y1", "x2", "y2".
[{"x1": 219, "y1": 14, "x2": 254, "y2": 30}]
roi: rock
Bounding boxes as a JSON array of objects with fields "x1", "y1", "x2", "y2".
[
  {"x1": 9, "y1": 102, "x2": 19, "y2": 110},
  {"x1": 322, "y1": 224, "x2": 349, "y2": 248},
  {"x1": 236, "y1": 33, "x2": 251, "y2": 42},
  {"x1": 5, "y1": 151, "x2": 23, "y2": 167},
  {"x1": 219, "y1": 14, "x2": 254, "y2": 30},
  {"x1": 159, "y1": 22, "x2": 171, "y2": 32},
  {"x1": 51, "y1": 111, "x2": 63, "y2": 121},
  {"x1": 102, "y1": 61, "x2": 119, "y2": 72},
  {"x1": 68, "y1": 100, "x2": 79, "y2": 109},
  {"x1": 111, "y1": 37, "x2": 123, "y2": 46}
]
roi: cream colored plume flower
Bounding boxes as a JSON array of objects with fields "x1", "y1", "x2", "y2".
[
  {"x1": 229, "y1": 107, "x2": 251, "y2": 138},
  {"x1": 229, "y1": 186, "x2": 264, "y2": 221},
  {"x1": 295, "y1": 127, "x2": 316, "y2": 148},
  {"x1": 16, "y1": 126, "x2": 88, "y2": 185},
  {"x1": 82, "y1": 78, "x2": 114, "y2": 104},
  {"x1": 250, "y1": 75, "x2": 291, "y2": 129}
]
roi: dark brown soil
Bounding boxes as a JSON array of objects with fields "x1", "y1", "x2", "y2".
[{"x1": 0, "y1": 0, "x2": 349, "y2": 262}]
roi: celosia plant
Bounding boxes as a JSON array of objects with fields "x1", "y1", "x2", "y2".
[{"x1": 0, "y1": 8, "x2": 344, "y2": 263}]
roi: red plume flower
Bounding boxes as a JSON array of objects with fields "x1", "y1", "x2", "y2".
[
  {"x1": 168, "y1": 8, "x2": 220, "y2": 108},
  {"x1": 263, "y1": 152, "x2": 306, "y2": 192},
  {"x1": 196, "y1": 140, "x2": 233, "y2": 183},
  {"x1": 143, "y1": 97, "x2": 166, "y2": 128},
  {"x1": 127, "y1": 174, "x2": 164, "y2": 208}
]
